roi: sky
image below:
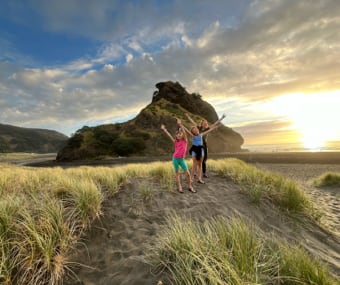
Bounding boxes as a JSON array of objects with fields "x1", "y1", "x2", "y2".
[{"x1": 1, "y1": 0, "x2": 340, "y2": 150}]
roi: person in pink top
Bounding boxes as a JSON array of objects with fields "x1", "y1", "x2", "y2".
[{"x1": 161, "y1": 122, "x2": 195, "y2": 193}]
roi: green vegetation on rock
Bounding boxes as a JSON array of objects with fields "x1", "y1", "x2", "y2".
[{"x1": 57, "y1": 81, "x2": 244, "y2": 161}]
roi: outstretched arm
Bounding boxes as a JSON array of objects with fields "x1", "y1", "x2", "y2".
[
  {"x1": 177, "y1": 118, "x2": 192, "y2": 137},
  {"x1": 185, "y1": 112, "x2": 197, "y2": 125},
  {"x1": 210, "y1": 113, "x2": 226, "y2": 128},
  {"x1": 161, "y1": 124, "x2": 175, "y2": 143},
  {"x1": 201, "y1": 114, "x2": 226, "y2": 136},
  {"x1": 176, "y1": 119, "x2": 188, "y2": 141}
]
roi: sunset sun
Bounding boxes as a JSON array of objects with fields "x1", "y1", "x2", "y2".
[{"x1": 267, "y1": 91, "x2": 340, "y2": 150}]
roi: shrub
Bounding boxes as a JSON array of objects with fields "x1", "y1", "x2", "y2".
[{"x1": 112, "y1": 137, "x2": 146, "y2": 156}]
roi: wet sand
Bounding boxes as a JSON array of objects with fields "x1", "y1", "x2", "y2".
[{"x1": 21, "y1": 151, "x2": 340, "y2": 168}]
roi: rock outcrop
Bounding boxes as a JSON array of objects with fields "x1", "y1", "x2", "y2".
[{"x1": 57, "y1": 81, "x2": 244, "y2": 161}]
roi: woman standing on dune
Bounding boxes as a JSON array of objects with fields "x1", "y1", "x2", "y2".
[
  {"x1": 181, "y1": 114, "x2": 226, "y2": 184},
  {"x1": 185, "y1": 113, "x2": 226, "y2": 178}
]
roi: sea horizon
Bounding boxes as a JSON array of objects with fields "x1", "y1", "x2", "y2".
[{"x1": 243, "y1": 141, "x2": 340, "y2": 153}]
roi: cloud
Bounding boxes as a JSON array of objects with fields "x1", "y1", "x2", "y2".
[
  {"x1": 233, "y1": 119, "x2": 300, "y2": 145},
  {"x1": 0, "y1": 0, "x2": 339, "y2": 141}
]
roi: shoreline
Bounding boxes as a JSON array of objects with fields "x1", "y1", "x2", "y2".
[
  {"x1": 18, "y1": 151, "x2": 340, "y2": 167},
  {"x1": 216, "y1": 151, "x2": 340, "y2": 164}
]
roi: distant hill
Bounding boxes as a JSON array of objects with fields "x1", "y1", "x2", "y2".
[
  {"x1": 57, "y1": 81, "x2": 244, "y2": 161},
  {"x1": 0, "y1": 123, "x2": 68, "y2": 153}
]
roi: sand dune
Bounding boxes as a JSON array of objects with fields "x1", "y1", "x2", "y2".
[
  {"x1": 64, "y1": 162, "x2": 340, "y2": 285},
  {"x1": 256, "y1": 163, "x2": 340, "y2": 235}
]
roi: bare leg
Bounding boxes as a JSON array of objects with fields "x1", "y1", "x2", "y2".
[
  {"x1": 185, "y1": 170, "x2": 193, "y2": 189},
  {"x1": 185, "y1": 170, "x2": 196, "y2": 192},
  {"x1": 197, "y1": 157, "x2": 204, "y2": 183},
  {"x1": 175, "y1": 171, "x2": 183, "y2": 192}
]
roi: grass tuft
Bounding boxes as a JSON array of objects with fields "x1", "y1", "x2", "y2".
[
  {"x1": 209, "y1": 158, "x2": 320, "y2": 219},
  {"x1": 312, "y1": 172, "x2": 340, "y2": 187},
  {"x1": 151, "y1": 213, "x2": 339, "y2": 285}
]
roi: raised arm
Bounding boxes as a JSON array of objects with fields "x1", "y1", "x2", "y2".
[
  {"x1": 161, "y1": 124, "x2": 175, "y2": 143},
  {"x1": 177, "y1": 118, "x2": 193, "y2": 137},
  {"x1": 210, "y1": 113, "x2": 226, "y2": 128},
  {"x1": 201, "y1": 114, "x2": 226, "y2": 136},
  {"x1": 185, "y1": 112, "x2": 197, "y2": 125}
]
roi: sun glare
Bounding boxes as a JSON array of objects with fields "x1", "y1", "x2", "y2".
[{"x1": 266, "y1": 91, "x2": 340, "y2": 150}]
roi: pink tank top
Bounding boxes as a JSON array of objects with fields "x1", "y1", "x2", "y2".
[{"x1": 173, "y1": 140, "x2": 187, "y2": 158}]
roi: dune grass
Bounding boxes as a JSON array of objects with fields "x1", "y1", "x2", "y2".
[
  {"x1": 312, "y1": 172, "x2": 340, "y2": 187},
  {"x1": 0, "y1": 158, "x2": 329, "y2": 284},
  {"x1": 0, "y1": 164, "x2": 107, "y2": 285},
  {"x1": 0, "y1": 161, "x2": 179, "y2": 284},
  {"x1": 152, "y1": 213, "x2": 339, "y2": 285},
  {"x1": 208, "y1": 158, "x2": 321, "y2": 219}
]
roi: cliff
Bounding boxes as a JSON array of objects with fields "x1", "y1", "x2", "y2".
[{"x1": 56, "y1": 81, "x2": 244, "y2": 161}]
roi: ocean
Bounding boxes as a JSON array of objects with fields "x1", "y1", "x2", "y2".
[{"x1": 243, "y1": 141, "x2": 340, "y2": 153}]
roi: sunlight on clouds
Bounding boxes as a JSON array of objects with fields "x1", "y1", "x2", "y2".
[
  {"x1": 210, "y1": 55, "x2": 223, "y2": 72},
  {"x1": 127, "y1": 39, "x2": 143, "y2": 53},
  {"x1": 20, "y1": 69, "x2": 46, "y2": 85},
  {"x1": 17, "y1": 68, "x2": 68, "y2": 89},
  {"x1": 97, "y1": 43, "x2": 126, "y2": 63},
  {"x1": 203, "y1": 94, "x2": 302, "y2": 146},
  {"x1": 233, "y1": 119, "x2": 300, "y2": 145},
  {"x1": 181, "y1": 35, "x2": 192, "y2": 47},
  {"x1": 142, "y1": 53, "x2": 154, "y2": 62},
  {"x1": 42, "y1": 69, "x2": 66, "y2": 78},
  {"x1": 64, "y1": 59, "x2": 94, "y2": 72},
  {"x1": 197, "y1": 21, "x2": 220, "y2": 48},
  {"x1": 103, "y1": 64, "x2": 114, "y2": 71},
  {"x1": 86, "y1": 69, "x2": 97, "y2": 75},
  {"x1": 83, "y1": 103, "x2": 146, "y2": 130},
  {"x1": 126, "y1": 53, "x2": 133, "y2": 63},
  {"x1": 264, "y1": 91, "x2": 340, "y2": 149}
]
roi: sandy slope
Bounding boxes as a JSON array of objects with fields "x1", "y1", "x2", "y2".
[
  {"x1": 63, "y1": 163, "x2": 340, "y2": 285},
  {"x1": 255, "y1": 163, "x2": 340, "y2": 235}
]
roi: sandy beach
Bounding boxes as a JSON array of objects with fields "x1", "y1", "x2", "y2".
[{"x1": 59, "y1": 155, "x2": 340, "y2": 285}]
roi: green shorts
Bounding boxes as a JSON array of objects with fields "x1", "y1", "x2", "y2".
[{"x1": 172, "y1": 158, "x2": 189, "y2": 172}]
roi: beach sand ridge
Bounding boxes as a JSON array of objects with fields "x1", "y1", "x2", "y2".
[{"x1": 64, "y1": 163, "x2": 340, "y2": 284}]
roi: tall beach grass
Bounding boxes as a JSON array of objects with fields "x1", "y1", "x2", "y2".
[
  {"x1": 208, "y1": 158, "x2": 321, "y2": 219},
  {"x1": 151, "y1": 213, "x2": 339, "y2": 285},
  {"x1": 0, "y1": 158, "x2": 330, "y2": 284},
  {"x1": 0, "y1": 161, "x2": 178, "y2": 284},
  {"x1": 312, "y1": 172, "x2": 340, "y2": 187},
  {"x1": 0, "y1": 164, "x2": 108, "y2": 284}
]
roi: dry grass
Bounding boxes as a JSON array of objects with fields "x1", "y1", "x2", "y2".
[
  {"x1": 151, "y1": 213, "x2": 339, "y2": 285},
  {"x1": 312, "y1": 172, "x2": 340, "y2": 187},
  {"x1": 0, "y1": 158, "x2": 332, "y2": 284},
  {"x1": 209, "y1": 158, "x2": 321, "y2": 219}
]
